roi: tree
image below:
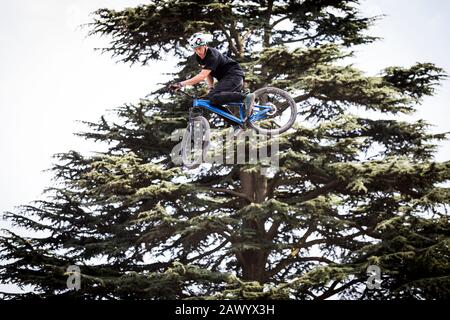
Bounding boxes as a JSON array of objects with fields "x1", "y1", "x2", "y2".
[{"x1": 1, "y1": 0, "x2": 449, "y2": 300}]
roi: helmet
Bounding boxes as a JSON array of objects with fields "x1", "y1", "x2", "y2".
[{"x1": 188, "y1": 32, "x2": 213, "y2": 49}]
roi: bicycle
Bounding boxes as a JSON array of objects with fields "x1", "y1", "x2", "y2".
[{"x1": 172, "y1": 87, "x2": 297, "y2": 169}]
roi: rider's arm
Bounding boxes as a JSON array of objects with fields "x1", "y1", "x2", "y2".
[
  {"x1": 206, "y1": 74, "x2": 214, "y2": 89},
  {"x1": 181, "y1": 69, "x2": 211, "y2": 87}
]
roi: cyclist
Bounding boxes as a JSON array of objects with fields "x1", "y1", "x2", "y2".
[{"x1": 170, "y1": 32, "x2": 255, "y2": 124}]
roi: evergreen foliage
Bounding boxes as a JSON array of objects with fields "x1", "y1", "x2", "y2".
[{"x1": 1, "y1": 0, "x2": 448, "y2": 300}]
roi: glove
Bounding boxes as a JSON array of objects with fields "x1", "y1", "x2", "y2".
[{"x1": 169, "y1": 82, "x2": 184, "y2": 91}]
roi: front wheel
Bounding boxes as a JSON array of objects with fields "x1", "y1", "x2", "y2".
[
  {"x1": 248, "y1": 87, "x2": 297, "y2": 135},
  {"x1": 180, "y1": 116, "x2": 210, "y2": 169}
]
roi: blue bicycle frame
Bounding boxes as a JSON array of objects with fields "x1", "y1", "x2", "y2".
[{"x1": 192, "y1": 98, "x2": 272, "y2": 126}]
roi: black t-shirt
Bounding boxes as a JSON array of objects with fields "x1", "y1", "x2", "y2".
[{"x1": 195, "y1": 47, "x2": 244, "y2": 80}]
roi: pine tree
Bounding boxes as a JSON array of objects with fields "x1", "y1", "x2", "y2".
[{"x1": 1, "y1": 0, "x2": 449, "y2": 300}]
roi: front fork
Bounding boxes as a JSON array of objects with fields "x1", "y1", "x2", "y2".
[{"x1": 188, "y1": 107, "x2": 204, "y2": 136}]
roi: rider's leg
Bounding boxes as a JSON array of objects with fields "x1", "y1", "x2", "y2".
[
  {"x1": 207, "y1": 74, "x2": 245, "y2": 104},
  {"x1": 206, "y1": 75, "x2": 244, "y2": 126},
  {"x1": 210, "y1": 92, "x2": 245, "y2": 105},
  {"x1": 207, "y1": 74, "x2": 255, "y2": 124}
]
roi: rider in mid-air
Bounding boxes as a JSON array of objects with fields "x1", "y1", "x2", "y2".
[{"x1": 170, "y1": 33, "x2": 255, "y2": 125}]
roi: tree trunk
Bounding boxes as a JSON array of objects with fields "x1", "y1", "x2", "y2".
[
  {"x1": 235, "y1": 0, "x2": 274, "y2": 285},
  {"x1": 238, "y1": 169, "x2": 270, "y2": 283}
]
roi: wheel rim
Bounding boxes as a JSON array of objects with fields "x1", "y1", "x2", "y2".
[
  {"x1": 181, "y1": 117, "x2": 210, "y2": 168},
  {"x1": 251, "y1": 87, "x2": 297, "y2": 134}
]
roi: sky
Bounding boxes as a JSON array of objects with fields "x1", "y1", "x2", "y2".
[
  {"x1": 351, "y1": 0, "x2": 450, "y2": 155},
  {"x1": 0, "y1": 0, "x2": 449, "y2": 293},
  {"x1": 0, "y1": 0, "x2": 173, "y2": 220}
]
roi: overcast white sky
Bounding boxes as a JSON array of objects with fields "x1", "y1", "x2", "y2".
[
  {"x1": 0, "y1": 0, "x2": 449, "y2": 293},
  {"x1": 0, "y1": 0, "x2": 173, "y2": 219}
]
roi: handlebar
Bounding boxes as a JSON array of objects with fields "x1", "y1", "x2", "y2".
[{"x1": 171, "y1": 88, "x2": 197, "y2": 100}]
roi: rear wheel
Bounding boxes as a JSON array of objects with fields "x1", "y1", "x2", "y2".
[
  {"x1": 180, "y1": 116, "x2": 210, "y2": 169},
  {"x1": 248, "y1": 87, "x2": 297, "y2": 135}
]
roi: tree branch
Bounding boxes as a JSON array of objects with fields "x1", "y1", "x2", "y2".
[
  {"x1": 208, "y1": 187, "x2": 253, "y2": 203},
  {"x1": 298, "y1": 222, "x2": 317, "y2": 244},
  {"x1": 217, "y1": 22, "x2": 239, "y2": 56},
  {"x1": 300, "y1": 230, "x2": 366, "y2": 250},
  {"x1": 297, "y1": 179, "x2": 341, "y2": 203},
  {"x1": 277, "y1": 93, "x2": 312, "y2": 113},
  {"x1": 293, "y1": 93, "x2": 312, "y2": 103},
  {"x1": 275, "y1": 179, "x2": 341, "y2": 205},
  {"x1": 266, "y1": 173, "x2": 281, "y2": 199},
  {"x1": 266, "y1": 221, "x2": 281, "y2": 241},
  {"x1": 315, "y1": 279, "x2": 361, "y2": 300},
  {"x1": 268, "y1": 256, "x2": 337, "y2": 278},
  {"x1": 270, "y1": 15, "x2": 290, "y2": 28},
  {"x1": 280, "y1": 34, "x2": 318, "y2": 44},
  {"x1": 229, "y1": 19, "x2": 243, "y2": 58},
  {"x1": 186, "y1": 239, "x2": 229, "y2": 263},
  {"x1": 263, "y1": 0, "x2": 274, "y2": 48}
]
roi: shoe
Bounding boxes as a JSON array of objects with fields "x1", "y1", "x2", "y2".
[{"x1": 244, "y1": 93, "x2": 255, "y2": 119}]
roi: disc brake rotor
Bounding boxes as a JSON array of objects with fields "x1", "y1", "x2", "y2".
[{"x1": 266, "y1": 102, "x2": 277, "y2": 116}]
